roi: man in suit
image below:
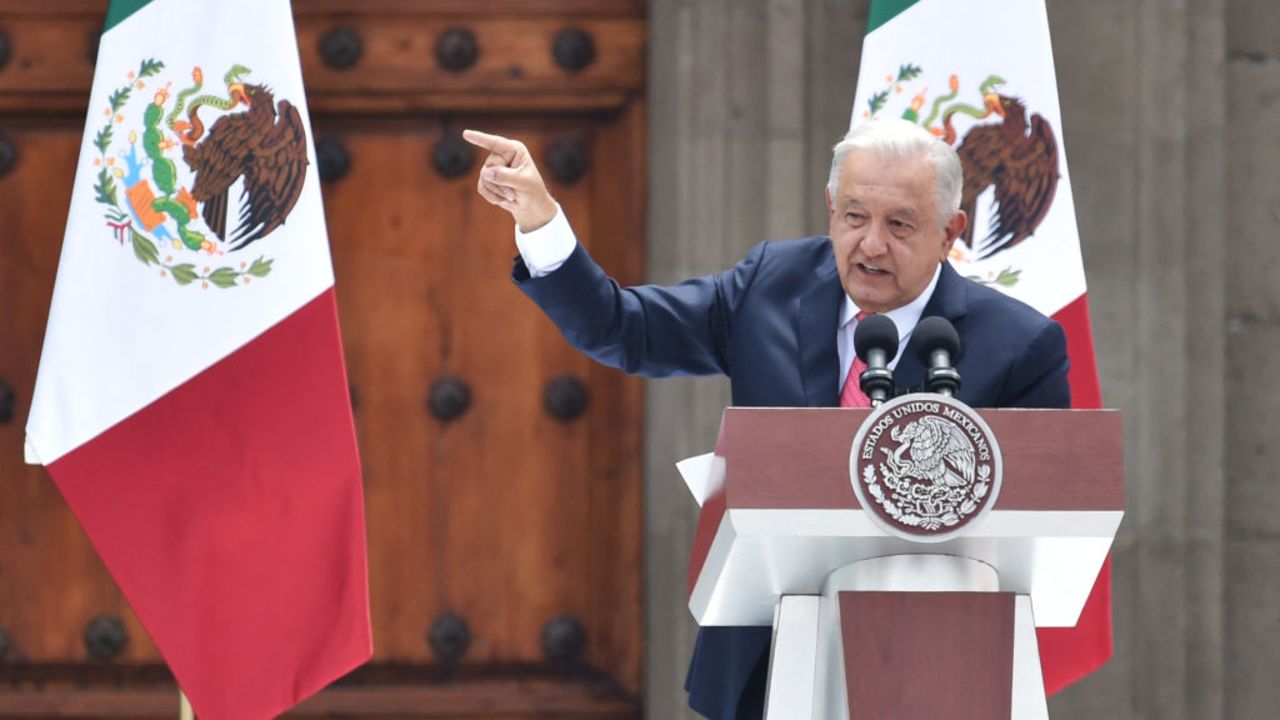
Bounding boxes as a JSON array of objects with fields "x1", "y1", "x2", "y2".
[{"x1": 463, "y1": 118, "x2": 1069, "y2": 719}]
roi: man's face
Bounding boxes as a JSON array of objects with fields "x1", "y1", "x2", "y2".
[{"x1": 826, "y1": 150, "x2": 965, "y2": 313}]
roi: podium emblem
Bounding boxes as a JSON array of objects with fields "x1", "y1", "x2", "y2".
[{"x1": 849, "y1": 394, "x2": 1003, "y2": 542}]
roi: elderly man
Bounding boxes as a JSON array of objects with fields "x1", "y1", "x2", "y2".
[{"x1": 464, "y1": 119, "x2": 1068, "y2": 719}]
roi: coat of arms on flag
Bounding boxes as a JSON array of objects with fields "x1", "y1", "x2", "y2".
[{"x1": 91, "y1": 58, "x2": 309, "y2": 289}]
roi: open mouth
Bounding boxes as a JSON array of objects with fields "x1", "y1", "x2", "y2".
[{"x1": 857, "y1": 262, "x2": 890, "y2": 277}]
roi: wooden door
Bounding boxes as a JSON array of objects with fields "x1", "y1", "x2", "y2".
[{"x1": 0, "y1": 2, "x2": 646, "y2": 717}]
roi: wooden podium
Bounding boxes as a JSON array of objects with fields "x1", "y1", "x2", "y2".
[{"x1": 683, "y1": 396, "x2": 1123, "y2": 719}]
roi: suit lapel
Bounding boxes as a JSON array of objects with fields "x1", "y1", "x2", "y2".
[
  {"x1": 795, "y1": 257, "x2": 844, "y2": 407},
  {"x1": 895, "y1": 262, "x2": 969, "y2": 393}
]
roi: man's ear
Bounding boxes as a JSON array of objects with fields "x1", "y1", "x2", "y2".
[
  {"x1": 825, "y1": 186, "x2": 834, "y2": 214},
  {"x1": 942, "y1": 210, "x2": 967, "y2": 255}
]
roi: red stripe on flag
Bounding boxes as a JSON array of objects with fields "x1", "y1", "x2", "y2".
[
  {"x1": 1037, "y1": 293, "x2": 1112, "y2": 694},
  {"x1": 1038, "y1": 559, "x2": 1114, "y2": 694},
  {"x1": 1054, "y1": 293, "x2": 1103, "y2": 409},
  {"x1": 47, "y1": 288, "x2": 370, "y2": 719}
]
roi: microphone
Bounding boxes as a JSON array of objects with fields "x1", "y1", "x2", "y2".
[
  {"x1": 912, "y1": 316, "x2": 962, "y2": 396},
  {"x1": 853, "y1": 313, "x2": 899, "y2": 406}
]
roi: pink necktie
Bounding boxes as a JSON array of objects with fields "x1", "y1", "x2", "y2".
[{"x1": 839, "y1": 311, "x2": 872, "y2": 408}]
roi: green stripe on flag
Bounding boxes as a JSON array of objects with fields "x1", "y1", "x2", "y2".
[
  {"x1": 103, "y1": 0, "x2": 154, "y2": 33},
  {"x1": 867, "y1": 0, "x2": 919, "y2": 33}
]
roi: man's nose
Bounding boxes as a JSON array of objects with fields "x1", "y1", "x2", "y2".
[{"x1": 860, "y1": 222, "x2": 890, "y2": 256}]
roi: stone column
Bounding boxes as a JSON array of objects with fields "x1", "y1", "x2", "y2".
[
  {"x1": 1224, "y1": 0, "x2": 1280, "y2": 716},
  {"x1": 1045, "y1": 0, "x2": 1227, "y2": 717}
]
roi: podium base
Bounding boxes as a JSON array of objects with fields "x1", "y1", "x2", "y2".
[{"x1": 763, "y1": 554, "x2": 1049, "y2": 720}]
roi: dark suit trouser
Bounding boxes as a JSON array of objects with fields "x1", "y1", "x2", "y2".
[{"x1": 685, "y1": 626, "x2": 772, "y2": 720}]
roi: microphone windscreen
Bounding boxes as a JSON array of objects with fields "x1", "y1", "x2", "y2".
[
  {"x1": 854, "y1": 313, "x2": 900, "y2": 362},
  {"x1": 913, "y1": 316, "x2": 961, "y2": 364}
]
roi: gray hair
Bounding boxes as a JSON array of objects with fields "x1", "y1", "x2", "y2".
[{"x1": 827, "y1": 118, "x2": 963, "y2": 227}]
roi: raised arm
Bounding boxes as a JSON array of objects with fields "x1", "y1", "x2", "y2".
[{"x1": 463, "y1": 129, "x2": 766, "y2": 380}]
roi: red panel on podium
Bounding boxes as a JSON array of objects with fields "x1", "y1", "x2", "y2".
[{"x1": 841, "y1": 592, "x2": 1014, "y2": 719}]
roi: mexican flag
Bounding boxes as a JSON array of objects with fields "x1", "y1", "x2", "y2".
[
  {"x1": 850, "y1": 0, "x2": 1111, "y2": 694},
  {"x1": 24, "y1": 0, "x2": 371, "y2": 717}
]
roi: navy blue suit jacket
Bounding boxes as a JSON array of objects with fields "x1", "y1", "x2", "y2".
[{"x1": 515, "y1": 235, "x2": 1070, "y2": 719}]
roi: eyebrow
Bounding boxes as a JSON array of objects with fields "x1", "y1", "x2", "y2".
[{"x1": 844, "y1": 198, "x2": 920, "y2": 221}]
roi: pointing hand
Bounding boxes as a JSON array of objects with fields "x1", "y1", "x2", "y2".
[{"x1": 462, "y1": 129, "x2": 558, "y2": 232}]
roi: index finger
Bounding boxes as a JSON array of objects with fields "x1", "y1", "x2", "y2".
[{"x1": 462, "y1": 129, "x2": 520, "y2": 164}]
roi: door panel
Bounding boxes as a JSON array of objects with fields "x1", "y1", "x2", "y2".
[
  {"x1": 0, "y1": 122, "x2": 163, "y2": 667},
  {"x1": 0, "y1": 2, "x2": 645, "y2": 716}
]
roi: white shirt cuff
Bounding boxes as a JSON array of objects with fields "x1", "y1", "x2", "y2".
[{"x1": 514, "y1": 204, "x2": 577, "y2": 277}]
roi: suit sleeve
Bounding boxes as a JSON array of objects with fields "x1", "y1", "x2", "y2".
[
  {"x1": 512, "y1": 240, "x2": 767, "y2": 378},
  {"x1": 1000, "y1": 319, "x2": 1072, "y2": 409}
]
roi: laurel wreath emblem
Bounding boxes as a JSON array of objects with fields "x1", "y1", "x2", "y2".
[
  {"x1": 862, "y1": 461, "x2": 992, "y2": 532},
  {"x1": 91, "y1": 58, "x2": 274, "y2": 289}
]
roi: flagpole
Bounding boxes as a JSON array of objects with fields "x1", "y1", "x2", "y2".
[{"x1": 179, "y1": 690, "x2": 194, "y2": 720}]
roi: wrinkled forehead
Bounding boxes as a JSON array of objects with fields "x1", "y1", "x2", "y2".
[{"x1": 835, "y1": 150, "x2": 937, "y2": 207}]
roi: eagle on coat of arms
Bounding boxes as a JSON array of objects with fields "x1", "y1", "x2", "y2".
[
  {"x1": 952, "y1": 91, "x2": 1059, "y2": 260},
  {"x1": 177, "y1": 69, "x2": 309, "y2": 250}
]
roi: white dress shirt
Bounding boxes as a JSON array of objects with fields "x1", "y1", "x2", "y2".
[
  {"x1": 516, "y1": 204, "x2": 943, "y2": 389},
  {"x1": 515, "y1": 203, "x2": 577, "y2": 277}
]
